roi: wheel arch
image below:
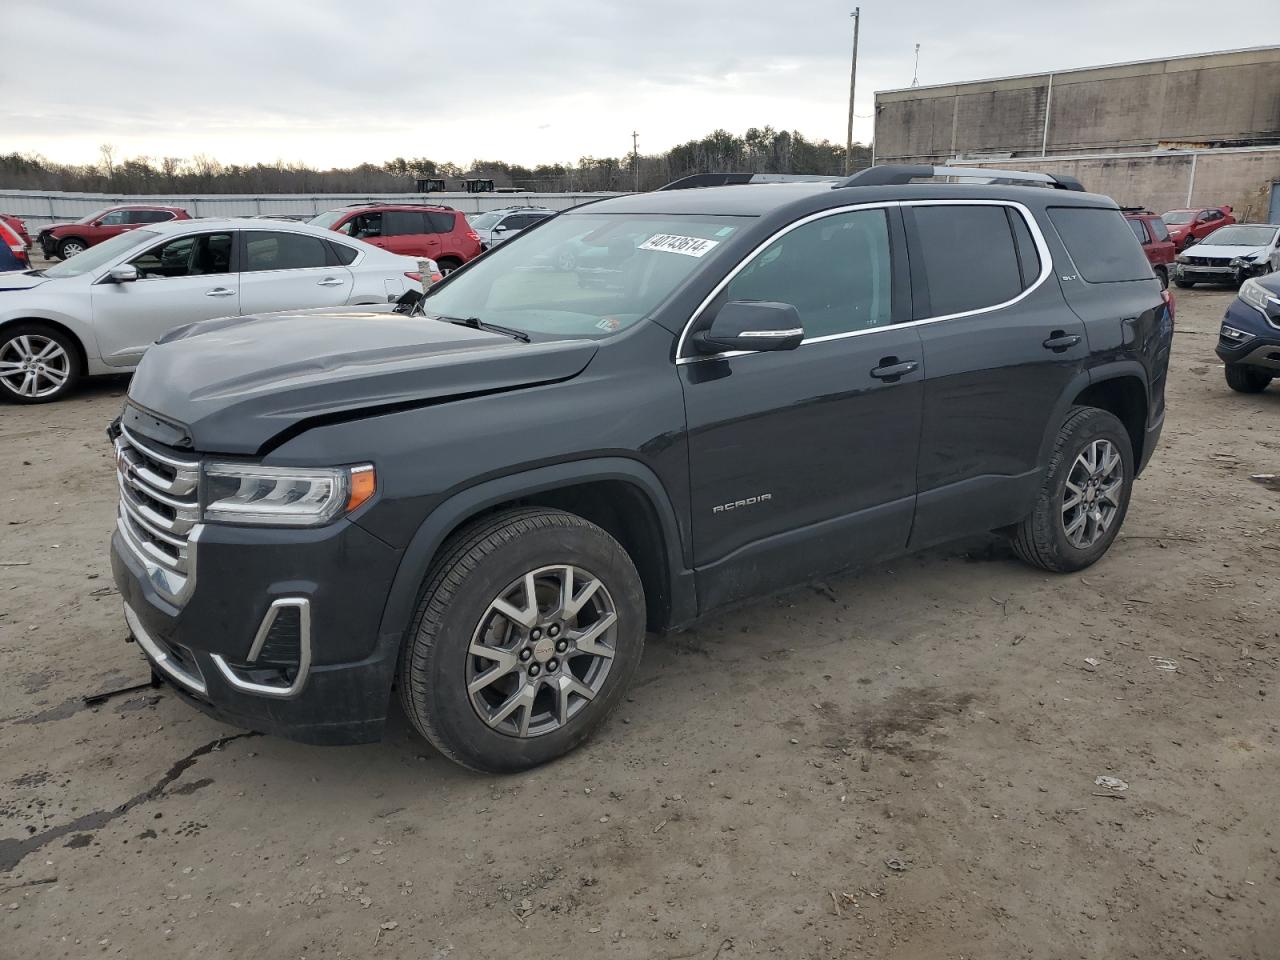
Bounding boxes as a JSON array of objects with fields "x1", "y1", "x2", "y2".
[
  {"x1": 0, "y1": 315, "x2": 90, "y2": 375},
  {"x1": 374, "y1": 458, "x2": 696, "y2": 660},
  {"x1": 1071, "y1": 369, "x2": 1149, "y2": 468}
]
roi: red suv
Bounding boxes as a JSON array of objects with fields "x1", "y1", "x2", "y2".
[
  {"x1": 1122, "y1": 209, "x2": 1176, "y2": 288},
  {"x1": 307, "y1": 204, "x2": 482, "y2": 272},
  {"x1": 1160, "y1": 205, "x2": 1234, "y2": 250},
  {"x1": 37, "y1": 205, "x2": 191, "y2": 260}
]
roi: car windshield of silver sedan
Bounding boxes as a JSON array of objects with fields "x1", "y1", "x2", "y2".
[
  {"x1": 41, "y1": 230, "x2": 159, "y2": 279},
  {"x1": 419, "y1": 213, "x2": 744, "y2": 339}
]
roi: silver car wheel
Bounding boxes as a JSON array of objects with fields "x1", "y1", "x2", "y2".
[
  {"x1": 0, "y1": 334, "x2": 71, "y2": 399},
  {"x1": 1061, "y1": 438, "x2": 1124, "y2": 549},
  {"x1": 60, "y1": 240, "x2": 86, "y2": 257},
  {"x1": 466, "y1": 563, "x2": 617, "y2": 739}
]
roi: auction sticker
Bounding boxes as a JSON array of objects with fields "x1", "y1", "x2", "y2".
[{"x1": 639, "y1": 234, "x2": 720, "y2": 257}]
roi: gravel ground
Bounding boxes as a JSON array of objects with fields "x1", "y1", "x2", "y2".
[{"x1": 0, "y1": 285, "x2": 1277, "y2": 959}]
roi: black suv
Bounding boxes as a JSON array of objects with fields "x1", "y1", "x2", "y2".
[{"x1": 109, "y1": 165, "x2": 1173, "y2": 772}]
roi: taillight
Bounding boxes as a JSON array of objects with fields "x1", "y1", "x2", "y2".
[{"x1": 466, "y1": 230, "x2": 480, "y2": 242}]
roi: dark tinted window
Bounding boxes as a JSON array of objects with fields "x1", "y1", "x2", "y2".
[
  {"x1": 1048, "y1": 207, "x2": 1153, "y2": 284},
  {"x1": 384, "y1": 210, "x2": 426, "y2": 236},
  {"x1": 1149, "y1": 218, "x2": 1171, "y2": 242},
  {"x1": 724, "y1": 208, "x2": 892, "y2": 337},
  {"x1": 131, "y1": 232, "x2": 232, "y2": 278},
  {"x1": 98, "y1": 210, "x2": 129, "y2": 226},
  {"x1": 426, "y1": 211, "x2": 455, "y2": 233},
  {"x1": 243, "y1": 231, "x2": 329, "y2": 271},
  {"x1": 131, "y1": 210, "x2": 174, "y2": 224},
  {"x1": 330, "y1": 242, "x2": 359, "y2": 265},
  {"x1": 1127, "y1": 219, "x2": 1149, "y2": 243},
  {"x1": 912, "y1": 205, "x2": 1022, "y2": 316}
]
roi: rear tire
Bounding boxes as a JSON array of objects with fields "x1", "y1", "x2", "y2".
[
  {"x1": 0, "y1": 322, "x2": 82, "y2": 403},
  {"x1": 1224, "y1": 363, "x2": 1272, "y2": 394},
  {"x1": 1173, "y1": 279, "x2": 1195, "y2": 289},
  {"x1": 1011, "y1": 407, "x2": 1134, "y2": 574},
  {"x1": 57, "y1": 237, "x2": 87, "y2": 259},
  {"x1": 437, "y1": 257, "x2": 463, "y2": 275},
  {"x1": 397, "y1": 507, "x2": 645, "y2": 772}
]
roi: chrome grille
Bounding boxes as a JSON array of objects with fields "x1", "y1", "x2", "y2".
[{"x1": 115, "y1": 425, "x2": 201, "y2": 603}]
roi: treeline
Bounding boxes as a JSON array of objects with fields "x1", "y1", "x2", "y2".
[{"x1": 1, "y1": 127, "x2": 871, "y2": 195}]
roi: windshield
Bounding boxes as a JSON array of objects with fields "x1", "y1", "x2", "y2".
[
  {"x1": 1161, "y1": 211, "x2": 1193, "y2": 225},
  {"x1": 42, "y1": 230, "x2": 159, "y2": 278},
  {"x1": 308, "y1": 209, "x2": 345, "y2": 230},
  {"x1": 420, "y1": 212, "x2": 745, "y2": 340},
  {"x1": 1198, "y1": 225, "x2": 1276, "y2": 247},
  {"x1": 76, "y1": 208, "x2": 113, "y2": 225},
  {"x1": 469, "y1": 212, "x2": 503, "y2": 230}
]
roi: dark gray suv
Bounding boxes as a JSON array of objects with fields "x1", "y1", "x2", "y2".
[{"x1": 110, "y1": 165, "x2": 1173, "y2": 771}]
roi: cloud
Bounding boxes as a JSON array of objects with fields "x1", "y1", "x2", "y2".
[{"x1": 2, "y1": 0, "x2": 1262, "y2": 167}]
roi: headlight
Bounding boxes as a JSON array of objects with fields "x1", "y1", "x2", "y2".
[
  {"x1": 1229, "y1": 256, "x2": 1256, "y2": 269},
  {"x1": 1174, "y1": 255, "x2": 1189, "y2": 264},
  {"x1": 203, "y1": 462, "x2": 376, "y2": 526},
  {"x1": 1238, "y1": 278, "x2": 1279, "y2": 313}
]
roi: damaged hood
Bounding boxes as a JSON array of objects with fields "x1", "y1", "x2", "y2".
[
  {"x1": 125, "y1": 308, "x2": 598, "y2": 454},
  {"x1": 1185, "y1": 242, "x2": 1265, "y2": 260}
]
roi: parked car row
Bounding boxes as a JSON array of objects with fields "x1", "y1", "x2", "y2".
[{"x1": 0, "y1": 218, "x2": 427, "y2": 402}]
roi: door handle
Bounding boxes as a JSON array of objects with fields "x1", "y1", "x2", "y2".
[
  {"x1": 205, "y1": 287, "x2": 235, "y2": 297},
  {"x1": 1042, "y1": 331, "x2": 1081, "y2": 352},
  {"x1": 317, "y1": 277, "x2": 346, "y2": 286},
  {"x1": 870, "y1": 357, "x2": 919, "y2": 382}
]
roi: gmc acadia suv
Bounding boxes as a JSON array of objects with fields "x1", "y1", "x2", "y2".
[{"x1": 109, "y1": 165, "x2": 1173, "y2": 772}]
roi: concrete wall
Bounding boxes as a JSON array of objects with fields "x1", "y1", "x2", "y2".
[
  {"x1": 950, "y1": 147, "x2": 1280, "y2": 221},
  {"x1": 0, "y1": 190, "x2": 625, "y2": 231},
  {"x1": 875, "y1": 46, "x2": 1280, "y2": 164}
]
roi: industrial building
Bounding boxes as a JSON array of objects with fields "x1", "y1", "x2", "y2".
[{"x1": 873, "y1": 46, "x2": 1280, "y2": 220}]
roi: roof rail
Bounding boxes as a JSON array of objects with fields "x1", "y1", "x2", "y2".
[
  {"x1": 657, "y1": 173, "x2": 844, "y2": 191},
  {"x1": 835, "y1": 164, "x2": 1086, "y2": 192}
]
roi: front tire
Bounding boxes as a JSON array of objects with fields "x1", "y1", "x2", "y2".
[
  {"x1": 1224, "y1": 363, "x2": 1272, "y2": 394},
  {"x1": 1173, "y1": 279, "x2": 1196, "y2": 289},
  {"x1": 398, "y1": 508, "x2": 645, "y2": 772},
  {"x1": 0, "y1": 323, "x2": 82, "y2": 403},
  {"x1": 1011, "y1": 407, "x2": 1134, "y2": 573},
  {"x1": 56, "y1": 237, "x2": 87, "y2": 259}
]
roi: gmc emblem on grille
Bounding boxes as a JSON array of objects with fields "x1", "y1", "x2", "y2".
[{"x1": 713, "y1": 493, "x2": 772, "y2": 514}]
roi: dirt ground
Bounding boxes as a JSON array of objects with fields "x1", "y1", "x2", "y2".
[{"x1": 0, "y1": 286, "x2": 1277, "y2": 960}]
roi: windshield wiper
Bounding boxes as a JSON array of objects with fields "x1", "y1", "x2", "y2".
[{"x1": 428, "y1": 313, "x2": 531, "y2": 343}]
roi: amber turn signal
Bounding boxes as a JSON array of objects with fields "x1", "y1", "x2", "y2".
[{"x1": 347, "y1": 464, "x2": 377, "y2": 512}]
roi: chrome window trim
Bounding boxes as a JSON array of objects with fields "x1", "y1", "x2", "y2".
[
  {"x1": 211, "y1": 598, "x2": 312, "y2": 700},
  {"x1": 675, "y1": 198, "x2": 1054, "y2": 364}
]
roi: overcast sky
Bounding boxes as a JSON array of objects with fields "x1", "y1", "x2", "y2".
[{"x1": 3, "y1": 2, "x2": 1275, "y2": 169}]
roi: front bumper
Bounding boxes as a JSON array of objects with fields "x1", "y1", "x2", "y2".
[
  {"x1": 111, "y1": 515, "x2": 406, "y2": 745},
  {"x1": 1216, "y1": 299, "x2": 1280, "y2": 371},
  {"x1": 1173, "y1": 262, "x2": 1238, "y2": 282}
]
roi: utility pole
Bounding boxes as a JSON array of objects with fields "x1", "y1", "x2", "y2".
[
  {"x1": 911, "y1": 43, "x2": 921, "y2": 87},
  {"x1": 844, "y1": 8, "x2": 860, "y2": 175},
  {"x1": 632, "y1": 131, "x2": 640, "y2": 192}
]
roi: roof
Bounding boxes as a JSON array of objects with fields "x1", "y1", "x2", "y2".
[
  {"x1": 133, "y1": 217, "x2": 340, "y2": 234},
  {"x1": 572, "y1": 180, "x2": 1115, "y2": 220}
]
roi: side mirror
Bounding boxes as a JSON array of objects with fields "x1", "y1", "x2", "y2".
[
  {"x1": 106, "y1": 264, "x2": 139, "y2": 284},
  {"x1": 694, "y1": 301, "x2": 803, "y2": 354},
  {"x1": 493, "y1": 224, "x2": 509, "y2": 233}
]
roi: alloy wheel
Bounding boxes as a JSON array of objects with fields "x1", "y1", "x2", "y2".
[
  {"x1": 1061, "y1": 438, "x2": 1124, "y2": 549},
  {"x1": 466, "y1": 564, "x2": 617, "y2": 738},
  {"x1": 60, "y1": 241, "x2": 85, "y2": 257},
  {"x1": 0, "y1": 334, "x2": 71, "y2": 399}
]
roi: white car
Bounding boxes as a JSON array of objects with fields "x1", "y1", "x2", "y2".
[
  {"x1": 1172, "y1": 223, "x2": 1280, "y2": 289},
  {"x1": 468, "y1": 207, "x2": 555, "y2": 249},
  {"x1": 0, "y1": 218, "x2": 428, "y2": 403}
]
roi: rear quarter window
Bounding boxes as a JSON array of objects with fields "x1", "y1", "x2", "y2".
[
  {"x1": 1050, "y1": 207, "x2": 1153, "y2": 283},
  {"x1": 426, "y1": 211, "x2": 456, "y2": 233}
]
